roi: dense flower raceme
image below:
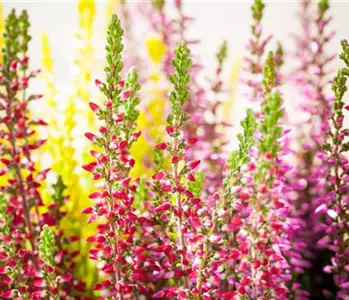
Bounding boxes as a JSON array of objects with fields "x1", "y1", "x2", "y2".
[
  {"x1": 0, "y1": 1, "x2": 349, "y2": 300},
  {"x1": 0, "y1": 10, "x2": 85, "y2": 299},
  {"x1": 320, "y1": 40, "x2": 349, "y2": 299},
  {"x1": 288, "y1": 0, "x2": 337, "y2": 297}
]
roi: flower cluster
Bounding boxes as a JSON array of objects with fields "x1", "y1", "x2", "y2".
[
  {"x1": 1, "y1": 1, "x2": 349, "y2": 299},
  {"x1": 142, "y1": 0, "x2": 231, "y2": 196},
  {"x1": 0, "y1": 10, "x2": 84, "y2": 299},
  {"x1": 320, "y1": 40, "x2": 349, "y2": 299},
  {"x1": 288, "y1": 0, "x2": 338, "y2": 297}
]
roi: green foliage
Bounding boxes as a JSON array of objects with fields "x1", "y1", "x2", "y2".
[
  {"x1": 2, "y1": 9, "x2": 31, "y2": 69},
  {"x1": 340, "y1": 40, "x2": 349, "y2": 66},
  {"x1": 332, "y1": 40, "x2": 349, "y2": 121},
  {"x1": 51, "y1": 175, "x2": 67, "y2": 206},
  {"x1": 228, "y1": 109, "x2": 257, "y2": 173},
  {"x1": 251, "y1": 0, "x2": 265, "y2": 23},
  {"x1": 0, "y1": 193, "x2": 7, "y2": 216},
  {"x1": 263, "y1": 51, "x2": 276, "y2": 94},
  {"x1": 102, "y1": 14, "x2": 124, "y2": 105},
  {"x1": 0, "y1": 194, "x2": 9, "y2": 235},
  {"x1": 153, "y1": 137, "x2": 165, "y2": 172},
  {"x1": 259, "y1": 92, "x2": 284, "y2": 157},
  {"x1": 216, "y1": 40, "x2": 228, "y2": 66},
  {"x1": 188, "y1": 171, "x2": 205, "y2": 198},
  {"x1": 18, "y1": 11, "x2": 31, "y2": 54},
  {"x1": 332, "y1": 69, "x2": 348, "y2": 106},
  {"x1": 318, "y1": 0, "x2": 329, "y2": 16},
  {"x1": 134, "y1": 177, "x2": 147, "y2": 208},
  {"x1": 329, "y1": 39, "x2": 349, "y2": 152},
  {"x1": 152, "y1": 0, "x2": 165, "y2": 11},
  {"x1": 124, "y1": 67, "x2": 141, "y2": 125},
  {"x1": 168, "y1": 42, "x2": 193, "y2": 127},
  {"x1": 39, "y1": 225, "x2": 56, "y2": 267}
]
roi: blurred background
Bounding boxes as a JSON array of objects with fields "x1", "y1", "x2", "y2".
[{"x1": 2, "y1": 0, "x2": 349, "y2": 137}]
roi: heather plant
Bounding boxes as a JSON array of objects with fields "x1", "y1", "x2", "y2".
[
  {"x1": 142, "y1": 0, "x2": 232, "y2": 196},
  {"x1": 289, "y1": 0, "x2": 338, "y2": 297},
  {"x1": 83, "y1": 11, "x2": 293, "y2": 300},
  {"x1": 0, "y1": 1, "x2": 349, "y2": 299},
  {"x1": 0, "y1": 9, "x2": 84, "y2": 299},
  {"x1": 320, "y1": 39, "x2": 349, "y2": 299}
]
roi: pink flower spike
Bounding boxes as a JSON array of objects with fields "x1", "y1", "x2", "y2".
[{"x1": 345, "y1": 105, "x2": 349, "y2": 111}]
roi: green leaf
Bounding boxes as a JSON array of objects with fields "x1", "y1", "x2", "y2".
[
  {"x1": 51, "y1": 175, "x2": 67, "y2": 206},
  {"x1": 251, "y1": 0, "x2": 265, "y2": 23},
  {"x1": 258, "y1": 92, "x2": 284, "y2": 157},
  {"x1": 216, "y1": 40, "x2": 228, "y2": 66},
  {"x1": 39, "y1": 225, "x2": 56, "y2": 267},
  {"x1": 168, "y1": 42, "x2": 193, "y2": 123},
  {"x1": 227, "y1": 108, "x2": 257, "y2": 173},
  {"x1": 263, "y1": 51, "x2": 276, "y2": 94}
]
